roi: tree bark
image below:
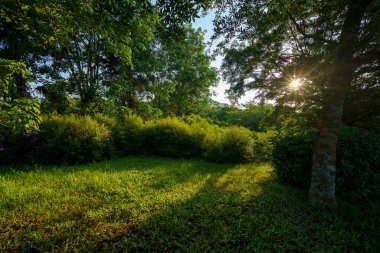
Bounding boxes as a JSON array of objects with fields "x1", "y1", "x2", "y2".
[{"x1": 309, "y1": 0, "x2": 372, "y2": 208}]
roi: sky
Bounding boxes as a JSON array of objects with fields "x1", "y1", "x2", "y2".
[{"x1": 192, "y1": 11, "x2": 257, "y2": 105}]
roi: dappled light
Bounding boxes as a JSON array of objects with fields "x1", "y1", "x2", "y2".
[{"x1": 214, "y1": 164, "x2": 274, "y2": 198}]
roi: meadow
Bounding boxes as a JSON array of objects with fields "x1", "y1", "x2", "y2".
[{"x1": 1, "y1": 156, "x2": 378, "y2": 252}]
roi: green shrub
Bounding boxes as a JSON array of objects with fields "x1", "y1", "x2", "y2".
[
  {"x1": 202, "y1": 126, "x2": 224, "y2": 162},
  {"x1": 93, "y1": 113, "x2": 143, "y2": 155},
  {"x1": 139, "y1": 117, "x2": 201, "y2": 158},
  {"x1": 36, "y1": 114, "x2": 111, "y2": 164},
  {"x1": 337, "y1": 126, "x2": 380, "y2": 200},
  {"x1": 272, "y1": 129, "x2": 315, "y2": 189},
  {"x1": 204, "y1": 126, "x2": 254, "y2": 163},
  {"x1": 272, "y1": 125, "x2": 380, "y2": 200},
  {"x1": 184, "y1": 114, "x2": 221, "y2": 145},
  {"x1": 252, "y1": 130, "x2": 277, "y2": 163},
  {"x1": 114, "y1": 114, "x2": 144, "y2": 155}
]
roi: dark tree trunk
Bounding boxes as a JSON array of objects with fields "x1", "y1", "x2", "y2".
[{"x1": 309, "y1": 0, "x2": 372, "y2": 208}]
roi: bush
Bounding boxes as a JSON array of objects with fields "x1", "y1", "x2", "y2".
[
  {"x1": 337, "y1": 126, "x2": 380, "y2": 200},
  {"x1": 116, "y1": 114, "x2": 144, "y2": 155},
  {"x1": 272, "y1": 129, "x2": 315, "y2": 189},
  {"x1": 252, "y1": 130, "x2": 277, "y2": 163},
  {"x1": 184, "y1": 114, "x2": 222, "y2": 146},
  {"x1": 204, "y1": 126, "x2": 254, "y2": 163},
  {"x1": 272, "y1": 125, "x2": 380, "y2": 200},
  {"x1": 35, "y1": 114, "x2": 111, "y2": 164},
  {"x1": 93, "y1": 113, "x2": 143, "y2": 155},
  {"x1": 139, "y1": 117, "x2": 201, "y2": 158}
]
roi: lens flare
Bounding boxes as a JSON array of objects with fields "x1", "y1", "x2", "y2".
[{"x1": 289, "y1": 78, "x2": 302, "y2": 89}]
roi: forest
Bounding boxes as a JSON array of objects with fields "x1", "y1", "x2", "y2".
[{"x1": 0, "y1": 0, "x2": 379, "y2": 252}]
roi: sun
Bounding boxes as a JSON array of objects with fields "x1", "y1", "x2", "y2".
[{"x1": 289, "y1": 78, "x2": 303, "y2": 89}]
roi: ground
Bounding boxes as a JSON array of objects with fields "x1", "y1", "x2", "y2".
[{"x1": 0, "y1": 156, "x2": 379, "y2": 252}]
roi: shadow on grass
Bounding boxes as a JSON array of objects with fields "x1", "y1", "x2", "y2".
[
  {"x1": 1, "y1": 158, "x2": 379, "y2": 252},
  {"x1": 0, "y1": 156, "x2": 232, "y2": 252},
  {"x1": 93, "y1": 167, "x2": 379, "y2": 253}
]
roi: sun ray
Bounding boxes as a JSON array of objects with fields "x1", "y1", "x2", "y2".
[{"x1": 289, "y1": 78, "x2": 303, "y2": 89}]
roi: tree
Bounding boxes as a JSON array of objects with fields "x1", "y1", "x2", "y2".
[
  {"x1": 31, "y1": 0, "x2": 160, "y2": 112},
  {"x1": 149, "y1": 26, "x2": 218, "y2": 116},
  {"x1": 213, "y1": 0, "x2": 379, "y2": 208},
  {"x1": 309, "y1": 0, "x2": 373, "y2": 208},
  {"x1": 1, "y1": 0, "x2": 214, "y2": 114}
]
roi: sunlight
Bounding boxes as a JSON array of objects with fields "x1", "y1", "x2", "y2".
[{"x1": 289, "y1": 78, "x2": 303, "y2": 89}]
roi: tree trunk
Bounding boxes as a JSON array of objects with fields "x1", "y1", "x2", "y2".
[{"x1": 309, "y1": 0, "x2": 372, "y2": 208}]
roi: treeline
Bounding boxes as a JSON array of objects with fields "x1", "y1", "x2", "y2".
[{"x1": 0, "y1": 0, "x2": 217, "y2": 137}]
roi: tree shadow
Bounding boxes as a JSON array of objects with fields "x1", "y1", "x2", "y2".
[
  {"x1": 93, "y1": 165, "x2": 379, "y2": 252},
  {"x1": 1, "y1": 160, "x2": 378, "y2": 252},
  {"x1": 1, "y1": 156, "x2": 232, "y2": 252}
]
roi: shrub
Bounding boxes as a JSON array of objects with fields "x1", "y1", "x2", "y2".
[
  {"x1": 114, "y1": 114, "x2": 144, "y2": 155},
  {"x1": 139, "y1": 117, "x2": 201, "y2": 158},
  {"x1": 202, "y1": 127, "x2": 224, "y2": 161},
  {"x1": 272, "y1": 125, "x2": 380, "y2": 200},
  {"x1": 272, "y1": 129, "x2": 315, "y2": 190},
  {"x1": 184, "y1": 114, "x2": 221, "y2": 145},
  {"x1": 93, "y1": 113, "x2": 144, "y2": 155},
  {"x1": 204, "y1": 126, "x2": 254, "y2": 163},
  {"x1": 252, "y1": 130, "x2": 277, "y2": 163},
  {"x1": 337, "y1": 126, "x2": 380, "y2": 200},
  {"x1": 35, "y1": 114, "x2": 111, "y2": 164}
]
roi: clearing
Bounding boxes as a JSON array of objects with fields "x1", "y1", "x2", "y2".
[{"x1": 0, "y1": 156, "x2": 378, "y2": 252}]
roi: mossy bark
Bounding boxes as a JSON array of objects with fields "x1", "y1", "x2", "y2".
[{"x1": 309, "y1": 0, "x2": 372, "y2": 208}]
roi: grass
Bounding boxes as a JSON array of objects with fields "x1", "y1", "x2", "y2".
[{"x1": 0, "y1": 156, "x2": 379, "y2": 252}]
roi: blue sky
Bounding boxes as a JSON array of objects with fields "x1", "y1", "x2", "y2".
[{"x1": 192, "y1": 11, "x2": 256, "y2": 105}]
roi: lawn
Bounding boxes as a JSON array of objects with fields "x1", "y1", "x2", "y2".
[{"x1": 0, "y1": 156, "x2": 378, "y2": 252}]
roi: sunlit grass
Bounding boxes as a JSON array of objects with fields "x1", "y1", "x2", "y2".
[{"x1": 0, "y1": 156, "x2": 378, "y2": 252}]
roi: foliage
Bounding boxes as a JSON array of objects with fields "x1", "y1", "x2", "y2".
[
  {"x1": 337, "y1": 126, "x2": 380, "y2": 200},
  {"x1": 113, "y1": 114, "x2": 144, "y2": 155},
  {"x1": 0, "y1": 156, "x2": 378, "y2": 252},
  {"x1": 272, "y1": 128, "x2": 316, "y2": 190},
  {"x1": 35, "y1": 114, "x2": 111, "y2": 164},
  {"x1": 0, "y1": 99, "x2": 42, "y2": 136},
  {"x1": 272, "y1": 125, "x2": 380, "y2": 200},
  {"x1": 139, "y1": 117, "x2": 201, "y2": 158},
  {"x1": 37, "y1": 80, "x2": 70, "y2": 114},
  {"x1": 134, "y1": 102, "x2": 163, "y2": 120},
  {"x1": 0, "y1": 135, "x2": 37, "y2": 164},
  {"x1": 201, "y1": 102, "x2": 281, "y2": 131},
  {"x1": 1, "y1": 0, "x2": 216, "y2": 115},
  {"x1": 213, "y1": 0, "x2": 380, "y2": 119},
  {"x1": 0, "y1": 59, "x2": 30, "y2": 98},
  {"x1": 148, "y1": 26, "x2": 218, "y2": 116},
  {"x1": 204, "y1": 126, "x2": 254, "y2": 163},
  {"x1": 0, "y1": 59, "x2": 42, "y2": 136},
  {"x1": 252, "y1": 130, "x2": 277, "y2": 163}
]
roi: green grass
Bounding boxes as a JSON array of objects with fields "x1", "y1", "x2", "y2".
[{"x1": 0, "y1": 156, "x2": 379, "y2": 252}]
